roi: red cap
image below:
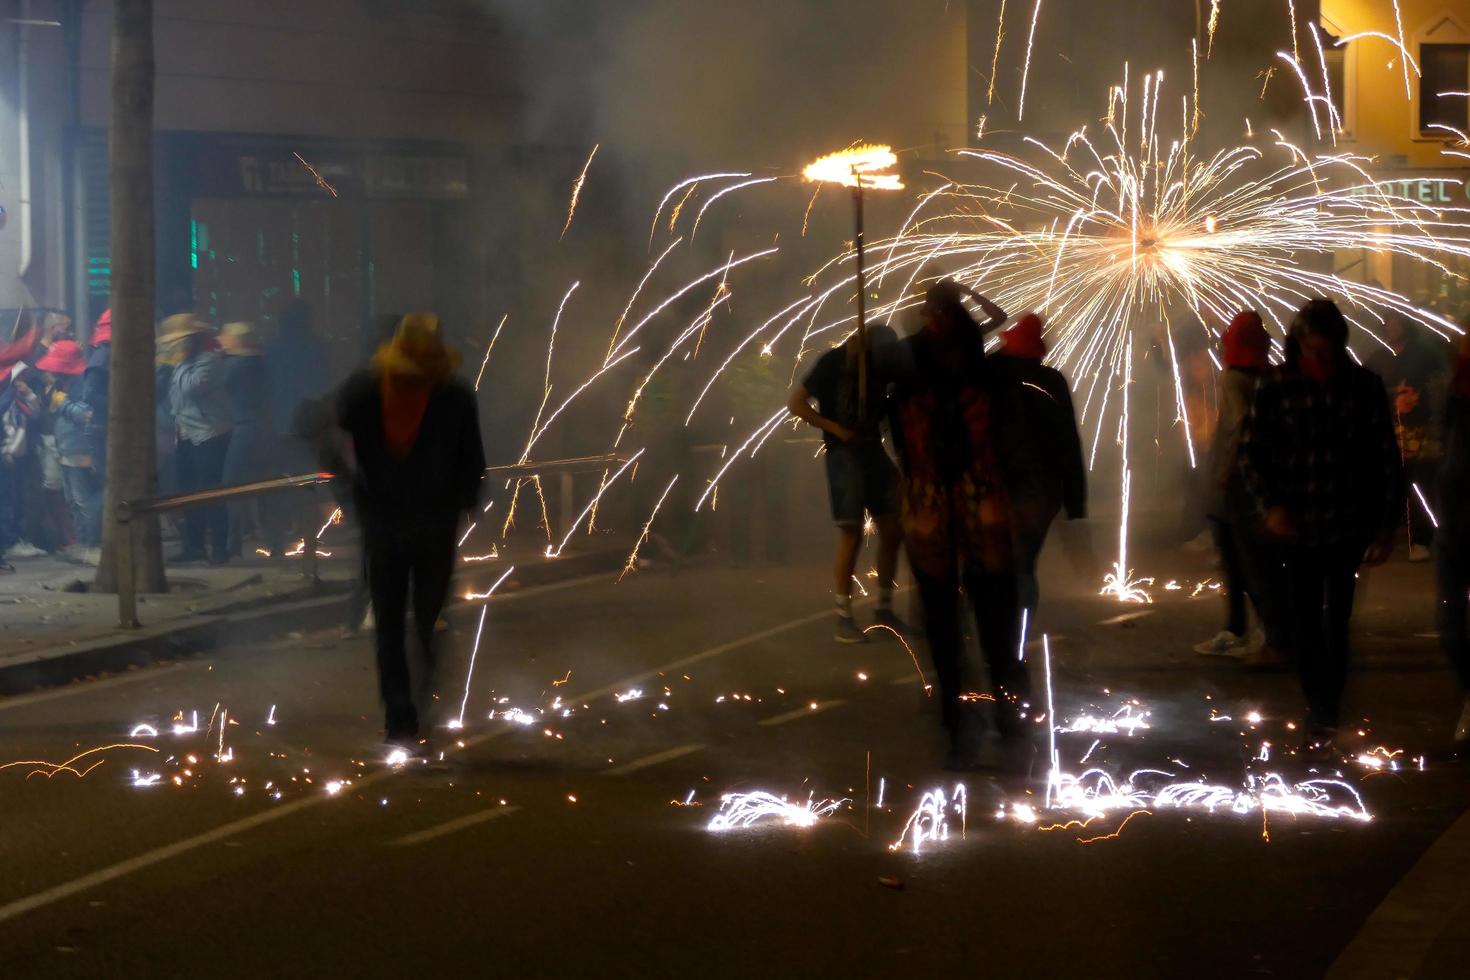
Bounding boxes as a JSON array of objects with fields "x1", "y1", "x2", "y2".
[
  {"x1": 35, "y1": 340, "x2": 86, "y2": 375},
  {"x1": 1001, "y1": 312, "x2": 1047, "y2": 359},
  {"x1": 91, "y1": 309, "x2": 112, "y2": 347},
  {"x1": 1222, "y1": 310, "x2": 1269, "y2": 369}
]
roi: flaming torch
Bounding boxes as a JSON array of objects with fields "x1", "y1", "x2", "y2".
[{"x1": 803, "y1": 144, "x2": 904, "y2": 419}]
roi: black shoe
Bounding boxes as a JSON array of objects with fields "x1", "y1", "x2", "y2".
[
  {"x1": 834, "y1": 615, "x2": 866, "y2": 644},
  {"x1": 0, "y1": 560, "x2": 14, "y2": 574},
  {"x1": 171, "y1": 548, "x2": 207, "y2": 563},
  {"x1": 871, "y1": 608, "x2": 906, "y2": 635},
  {"x1": 207, "y1": 553, "x2": 230, "y2": 566}
]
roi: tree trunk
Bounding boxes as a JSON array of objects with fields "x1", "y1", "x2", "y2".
[{"x1": 95, "y1": 0, "x2": 164, "y2": 594}]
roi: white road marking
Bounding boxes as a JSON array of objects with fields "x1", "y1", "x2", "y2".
[
  {"x1": 603, "y1": 744, "x2": 704, "y2": 776},
  {"x1": 0, "y1": 601, "x2": 844, "y2": 925},
  {"x1": 758, "y1": 699, "x2": 846, "y2": 726},
  {"x1": 390, "y1": 805, "x2": 520, "y2": 847},
  {"x1": 0, "y1": 663, "x2": 191, "y2": 713},
  {"x1": 1099, "y1": 609, "x2": 1154, "y2": 626}
]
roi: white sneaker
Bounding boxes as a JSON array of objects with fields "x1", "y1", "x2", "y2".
[
  {"x1": 361, "y1": 607, "x2": 375, "y2": 630},
  {"x1": 1194, "y1": 630, "x2": 1247, "y2": 657},
  {"x1": 4, "y1": 540, "x2": 45, "y2": 559},
  {"x1": 1408, "y1": 544, "x2": 1431, "y2": 563}
]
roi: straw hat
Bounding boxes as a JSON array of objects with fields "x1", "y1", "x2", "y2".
[
  {"x1": 372, "y1": 313, "x2": 460, "y2": 382},
  {"x1": 158, "y1": 313, "x2": 213, "y2": 347},
  {"x1": 219, "y1": 321, "x2": 263, "y2": 355}
]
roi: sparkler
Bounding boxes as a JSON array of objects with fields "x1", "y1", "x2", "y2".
[{"x1": 803, "y1": 143, "x2": 904, "y2": 421}]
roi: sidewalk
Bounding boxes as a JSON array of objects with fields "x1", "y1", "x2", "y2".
[{"x1": 0, "y1": 531, "x2": 637, "y2": 696}]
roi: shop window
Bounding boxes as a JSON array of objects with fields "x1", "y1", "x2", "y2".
[{"x1": 1420, "y1": 42, "x2": 1470, "y2": 134}]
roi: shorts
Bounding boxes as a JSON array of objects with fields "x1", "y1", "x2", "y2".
[{"x1": 823, "y1": 443, "x2": 899, "y2": 527}]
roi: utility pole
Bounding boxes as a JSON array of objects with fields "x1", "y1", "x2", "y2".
[{"x1": 95, "y1": 0, "x2": 164, "y2": 593}]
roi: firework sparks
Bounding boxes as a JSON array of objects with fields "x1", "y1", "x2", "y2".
[
  {"x1": 708, "y1": 791, "x2": 849, "y2": 831},
  {"x1": 619, "y1": 476, "x2": 679, "y2": 581},
  {"x1": 890, "y1": 783, "x2": 968, "y2": 854},
  {"x1": 292, "y1": 152, "x2": 339, "y2": 198},
  {"x1": 803, "y1": 144, "x2": 903, "y2": 191},
  {"x1": 560, "y1": 144, "x2": 599, "y2": 240},
  {"x1": 474, "y1": 314, "x2": 510, "y2": 392}
]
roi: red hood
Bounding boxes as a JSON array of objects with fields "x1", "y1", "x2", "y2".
[
  {"x1": 1223, "y1": 310, "x2": 1269, "y2": 369},
  {"x1": 1001, "y1": 312, "x2": 1047, "y2": 359}
]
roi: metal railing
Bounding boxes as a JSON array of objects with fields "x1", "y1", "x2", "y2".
[
  {"x1": 113, "y1": 454, "x2": 631, "y2": 629},
  {"x1": 115, "y1": 472, "x2": 336, "y2": 629}
]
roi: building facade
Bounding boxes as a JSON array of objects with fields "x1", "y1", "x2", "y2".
[{"x1": 1322, "y1": 0, "x2": 1470, "y2": 308}]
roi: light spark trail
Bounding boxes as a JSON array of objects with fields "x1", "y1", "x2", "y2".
[
  {"x1": 708, "y1": 791, "x2": 849, "y2": 831},
  {"x1": 560, "y1": 144, "x2": 600, "y2": 240},
  {"x1": 619, "y1": 476, "x2": 679, "y2": 581},
  {"x1": 474, "y1": 314, "x2": 509, "y2": 392},
  {"x1": 1017, "y1": 0, "x2": 1043, "y2": 120}
]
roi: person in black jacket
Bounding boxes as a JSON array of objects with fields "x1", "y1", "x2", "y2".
[
  {"x1": 1436, "y1": 332, "x2": 1470, "y2": 751},
  {"x1": 988, "y1": 312, "x2": 1087, "y2": 622},
  {"x1": 337, "y1": 314, "x2": 484, "y2": 753},
  {"x1": 1239, "y1": 298, "x2": 1405, "y2": 756}
]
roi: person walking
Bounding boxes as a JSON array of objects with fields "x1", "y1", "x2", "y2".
[
  {"x1": 37, "y1": 340, "x2": 100, "y2": 557},
  {"x1": 988, "y1": 312, "x2": 1087, "y2": 622},
  {"x1": 1435, "y1": 333, "x2": 1470, "y2": 751},
  {"x1": 73, "y1": 310, "x2": 113, "y2": 548},
  {"x1": 1194, "y1": 310, "x2": 1289, "y2": 668},
  {"x1": 336, "y1": 314, "x2": 484, "y2": 754},
  {"x1": 1239, "y1": 299, "x2": 1405, "y2": 756},
  {"x1": 218, "y1": 323, "x2": 273, "y2": 556},
  {"x1": 888, "y1": 280, "x2": 1030, "y2": 769},
  {"x1": 787, "y1": 324, "x2": 904, "y2": 642},
  {"x1": 1369, "y1": 311, "x2": 1448, "y2": 561},
  {"x1": 163, "y1": 315, "x2": 233, "y2": 563}
]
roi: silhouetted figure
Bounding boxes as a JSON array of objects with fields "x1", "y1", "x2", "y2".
[
  {"x1": 1436, "y1": 332, "x2": 1470, "y2": 750},
  {"x1": 162, "y1": 315, "x2": 233, "y2": 564},
  {"x1": 219, "y1": 323, "x2": 273, "y2": 556},
  {"x1": 1240, "y1": 299, "x2": 1405, "y2": 756},
  {"x1": 788, "y1": 324, "x2": 903, "y2": 642},
  {"x1": 889, "y1": 281, "x2": 1030, "y2": 770},
  {"x1": 989, "y1": 312, "x2": 1086, "y2": 620},
  {"x1": 1194, "y1": 310, "x2": 1288, "y2": 668},
  {"x1": 337, "y1": 314, "x2": 484, "y2": 752},
  {"x1": 1368, "y1": 312, "x2": 1449, "y2": 561}
]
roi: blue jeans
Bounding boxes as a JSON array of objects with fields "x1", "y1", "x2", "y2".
[
  {"x1": 823, "y1": 443, "x2": 898, "y2": 528},
  {"x1": 60, "y1": 464, "x2": 102, "y2": 547}
]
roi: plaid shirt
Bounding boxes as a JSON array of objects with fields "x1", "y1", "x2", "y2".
[{"x1": 1239, "y1": 363, "x2": 1405, "y2": 547}]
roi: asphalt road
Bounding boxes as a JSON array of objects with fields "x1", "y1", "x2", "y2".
[{"x1": 2, "y1": 532, "x2": 1468, "y2": 979}]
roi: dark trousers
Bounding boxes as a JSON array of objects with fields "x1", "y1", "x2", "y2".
[
  {"x1": 367, "y1": 528, "x2": 456, "y2": 740},
  {"x1": 1282, "y1": 541, "x2": 1365, "y2": 730},
  {"x1": 1406, "y1": 458, "x2": 1438, "y2": 549},
  {"x1": 912, "y1": 561, "x2": 1028, "y2": 743},
  {"x1": 1437, "y1": 532, "x2": 1470, "y2": 692},
  {"x1": 176, "y1": 433, "x2": 231, "y2": 557},
  {"x1": 0, "y1": 458, "x2": 19, "y2": 554},
  {"x1": 1013, "y1": 523, "x2": 1048, "y2": 616}
]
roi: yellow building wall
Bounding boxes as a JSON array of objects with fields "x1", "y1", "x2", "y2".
[{"x1": 1323, "y1": 0, "x2": 1470, "y2": 166}]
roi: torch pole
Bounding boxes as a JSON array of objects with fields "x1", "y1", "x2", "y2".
[{"x1": 852, "y1": 176, "x2": 869, "y2": 424}]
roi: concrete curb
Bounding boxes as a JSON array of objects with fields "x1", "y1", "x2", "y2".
[
  {"x1": 0, "y1": 544, "x2": 632, "y2": 697},
  {"x1": 0, "y1": 589, "x2": 354, "y2": 697}
]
